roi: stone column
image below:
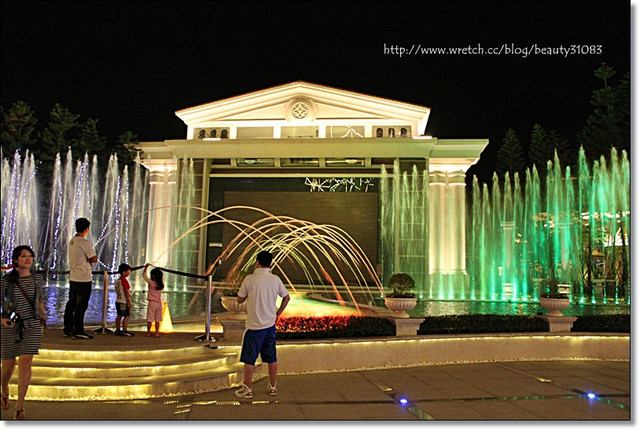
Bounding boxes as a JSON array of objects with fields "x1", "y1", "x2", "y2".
[
  {"x1": 146, "y1": 162, "x2": 177, "y2": 267},
  {"x1": 428, "y1": 169, "x2": 467, "y2": 299}
]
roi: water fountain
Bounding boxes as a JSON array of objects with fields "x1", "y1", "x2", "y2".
[
  {"x1": 1, "y1": 146, "x2": 630, "y2": 325},
  {"x1": 1, "y1": 150, "x2": 40, "y2": 261},
  {"x1": 153, "y1": 205, "x2": 384, "y2": 314},
  {"x1": 1, "y1": 149, "x2": 150, "y2": 273},
  {"x1": 469, "y1": 147, "x2": 629, "y2": 304},
  {"x1": 378, "y1": 147, "x2": 629, "y2": 305}
]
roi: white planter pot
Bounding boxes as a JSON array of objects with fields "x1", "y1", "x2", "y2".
[
  {"x1": 221, "y1": 296, "x2": 247, "y2": 315},
  {"x1": 384, "y1": 297, "x2": 418, "y2": 319},
  {"x1": 539, "y1": 297, "x2": 570, "y2": 317}
]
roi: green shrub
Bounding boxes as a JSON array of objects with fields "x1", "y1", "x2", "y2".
[
  {"x1": 270, "y1": 313, "x2": 630, "y2": 340},
  {"x1": 572, "y1": 314, "x2": 630, "y2": 332},
  {"x1": 418, "y1": 314, "x2": 548, "y2": 334},
  {"x1": 386, "y1": 273, "x2": 416, "y2": 298}
]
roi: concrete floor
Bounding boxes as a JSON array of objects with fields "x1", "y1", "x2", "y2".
[{"x1": 1, "y1": 358, "x2": 630, "y2": 422}]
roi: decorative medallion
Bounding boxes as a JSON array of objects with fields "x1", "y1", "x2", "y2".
[
  {"x1": 285, "y1": 98, "x2": 316, "y2": 122},
  {"x1": 291, "y1": 102, "x2": 309, "y2": 119}
]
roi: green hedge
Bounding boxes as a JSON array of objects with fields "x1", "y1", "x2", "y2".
[
  {"x1": 418, "y1": 314, "x2": 549, "y2": 334},
  {"x1": 272, "y1": 314, "x2": 629, "y2": 340},
  {"x1": 572, "y1": 314, "x2": 630, "y2": 332}
]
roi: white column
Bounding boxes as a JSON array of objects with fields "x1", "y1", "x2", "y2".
[
  {"x1": 318, "y1": 125, "x2": 326, "y2": 138},
  {"x1": 146, "y1": 163, "x2": 177, "y2": 267},
  {"x1": 428, "y1": 172, "x2": 445, "y2": 273},
  {"x1": 450, "y1": 171, "x2": 467, "y2": 273},
  {"x1": 429, "y1": 170, "x2": 466, "y2": 274}
]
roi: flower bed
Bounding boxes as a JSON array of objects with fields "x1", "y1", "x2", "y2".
[{"x1": 276, "y1": 316, "x2": 395, "y2": 339}]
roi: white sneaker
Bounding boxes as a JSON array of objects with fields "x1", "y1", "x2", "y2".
[
  {"x1": 235, "y1": 383, "x2": 253, "y2": 399},
  {"x1": 268, "y1": 383, "x2": 277, "y2": 396}
]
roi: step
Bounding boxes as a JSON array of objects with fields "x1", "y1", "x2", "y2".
[
  {"x1": 6, "y1": 344, "x2": 266, "y2": 401},
  {"x1": 11, "y1": 362, "x2": 266, "y2": 401},
  {"x1": 37, "y1": 344, "x2": 222, "y2": 362},
  {"x1": 30, "y1": 351, "x2": 238, "y2": 378}
]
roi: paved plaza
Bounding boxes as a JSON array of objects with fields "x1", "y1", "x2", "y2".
[{"x1": 0, "y1": 331, "x2": 630, "y2": 422}]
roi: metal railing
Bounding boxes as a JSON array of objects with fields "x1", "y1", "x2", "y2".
[{"x1": 34, "y1": 267, "x2": 217, "y2": 346}]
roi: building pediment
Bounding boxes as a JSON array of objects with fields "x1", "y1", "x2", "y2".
[{"x1": 175, "y1": 81, "x2": 430, "y2": 139}]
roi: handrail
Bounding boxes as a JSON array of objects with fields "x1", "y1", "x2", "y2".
[{"x1": 30, "y1": 265, "x2": 214, "y2": 343}]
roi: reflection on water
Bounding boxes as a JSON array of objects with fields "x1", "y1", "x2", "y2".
[
  {"x1": 43, "y1": 284, "x2": 210, "y2": 326},
  {"x1": 42, "y1": 284, "x2": 360, "y2": 326},
  {"x1": 405, "y1": 299, "x2": 630, "y2": 317},
  {"x1": 43, "y1": 283, "x2": 630, "y2": 327}
]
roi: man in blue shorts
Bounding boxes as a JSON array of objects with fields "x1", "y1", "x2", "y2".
[{"x1": 235, "y1": 250, "x2": 290, "y2": 399}]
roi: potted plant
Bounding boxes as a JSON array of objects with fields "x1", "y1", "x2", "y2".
[
  {"x1": 220, "y1": 270, "x2": 249, "y2": 315},
  {"x1": 539, "y1": 277, "x2": 570, "y2": 317},
  {"x1": 384, "y1": 273, "x2": 418, "y2": 318}
]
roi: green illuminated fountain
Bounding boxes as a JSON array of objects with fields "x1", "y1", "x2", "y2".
[{"x1": 381, "y1": 148, "x2": 630, "y2": 305}]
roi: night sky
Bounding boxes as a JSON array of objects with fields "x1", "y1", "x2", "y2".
[{"x1": 1, "y1": 1, "x2": 631, "y2": 180}]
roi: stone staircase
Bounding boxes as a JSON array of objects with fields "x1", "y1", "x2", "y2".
[{"x1": 9, "y1": 344, "x2": 264, "y2": 401}]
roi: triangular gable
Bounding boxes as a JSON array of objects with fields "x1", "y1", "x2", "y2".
[{"x1": 175, "y1": 81, "x2": 430, "y2": 134}]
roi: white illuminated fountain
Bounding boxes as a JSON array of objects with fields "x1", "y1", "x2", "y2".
[
  {"x1": 1, "y1": 149, "x2": 151, "y2": 274},
  {"x1": 1, "y1": 150, "x2": 40, "y2": 261},
  {"x1": 379, "y1": 160, "x2": 468, "y2": 301}
]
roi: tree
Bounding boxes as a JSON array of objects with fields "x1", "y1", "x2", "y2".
[
  {"x1": 546, "y1": 130, "x2": 574, "y2": 170},
  {"x1": 577, "y1": 63, "x2": 630, "y2": 162},
  {"x1": 495, "y1": 128, "x2": 526, "y2": 179},
  {"x1": 40, "y1": 103, "x2": 80, "y2": 154},
  {"x1": 1, "y1": 101, "x2": 38, "y2": 154},
  {"x1": 77, "y1": 117, "x2": 107, "y2": 158},
  {"x1": 528, "y1": 124, "x2": 550, "y2": 172},
  {"x1": 39, "y1": 103, "x2": 81, "y2": 188},
  {"x1": 114, "y1": 131, "x2": 141, "y2": 165}
]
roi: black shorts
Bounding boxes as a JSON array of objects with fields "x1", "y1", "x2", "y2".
[{"x1": 116, "y1": 302, "x2": 130, "y2": 317}]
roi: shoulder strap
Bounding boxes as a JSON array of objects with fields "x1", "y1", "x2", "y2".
[{"x1": 15, "y1": 276, "x2": 37, "y2": 308}]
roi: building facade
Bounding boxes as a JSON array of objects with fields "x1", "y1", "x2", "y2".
[{"x1": 137, "y1": 81, "x2": 488, "y2": 296}]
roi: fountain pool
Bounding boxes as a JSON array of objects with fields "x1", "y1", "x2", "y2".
[{"x1": 41, "y1": 282, "x2": 628, "y2": 329}]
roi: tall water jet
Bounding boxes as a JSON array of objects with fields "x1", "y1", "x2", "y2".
[
  {"x1": 2, "y1": 149, "x2": 150, "y2": 275},
  {"x1": 0, "y1": 150, "x2": 40, "y2": 264},
  {"x1": 173, "y1": 157, "x2": 198, "y2": 289},
  {"x1": 379, "y1": 161, "x2": 429, "y2": 297}
]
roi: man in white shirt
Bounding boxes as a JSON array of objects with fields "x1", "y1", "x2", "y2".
[
  {"x1": 63, "y1": 218, "x2": 98, "y2": 340},
  {"x1": 234, "y1": 250, "x2": 290, "y2": 399}
]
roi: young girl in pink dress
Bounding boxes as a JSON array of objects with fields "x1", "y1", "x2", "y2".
[{"x1": 142, "y1": 264, "x2": 164, "y2": 337}]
